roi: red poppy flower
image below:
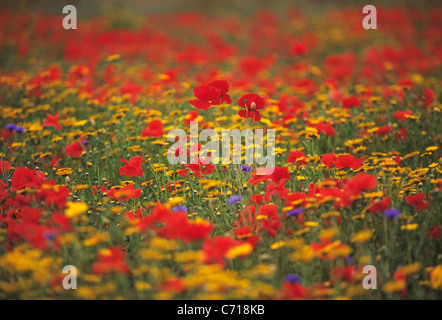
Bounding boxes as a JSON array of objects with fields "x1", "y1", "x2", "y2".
[
  {"x1": 179, "y1": 159, "x2": 215, "y2": 178},
  {"x1": 342, "y1": 96, "x2": 360, "y2": 109},
  {"x1": 369, "y1": 197, "x2": 391, "y2": 214},
  {"x1": 393, "y1": 110, "x2": 412, "y2": 122},
  {"x1": 34, "y1": 183, "x2": 68, "y2": 209},
  {"x1": 11, "y1": 167, "x2": 37, "y2": 191},
  {"x1": 201, "y1": 236, "x2": 240, "y2": 267},
  {"x1": 376, "y1": 125, "x2": 391, "y2": 135},
  {"x1": 321, "y1": 153, "x2": 337, "y2": 168},
  {"x1": 178, "y1": 218, "x2": 213, "y2": 243},
  {"x1": 92, "y1": 247, "x2": 130, "y2": 275},
  {"x1": 65, "y1": 141, "x2": 84, "y2": 158},
  {"x1": 315, "y1": 121, "x2": 336, "y2": 137},
  {"x1": 141, "y1": 120, "x2": 165, "y2": 137},
  {"x1": 331, "y1": 265, "x2": 356, "y2": 284},
  {"x1": 344, "y1": 172, "x2": 377, "y2": 194},
  {"x1": 422, "y1": 88, "x2": 434, "y2": 107},
  {"x1": 265, "y1": 179, "x2": 290, "y2": 201},
  {"x1": 184, "y1": 110, "x2": 202, "y2": 125},
  {"x1": 157, "y1": 278, "x2": 186, "y2": 293},
  {"x1": 287, "y1": 150, "x2": 306, "y2": 165},
  {"x1": 238, "y1": 93, "x2": 265, "y2": 122},
  {"x1": 188, "y1": 80, "x2": 231, "y2": 110},
  {"x1": 290, "y1": 42, "x2": 308, "y2": 56},
  {"x1": 42, "y1": 113, "x2": 62, "y2": 130},
  {"x1": 235, "y1": 225, "x2": 253, "y2": 240},
  {"x1": 335, "y1": 154, "x2": 363, "y2": 170},
  {"x1": 124, "y1": 208, "x2": 144, "y2": 221},
  {"x1": 279, "y1": 282, "x2": 307, "y2": 300},
  {"x1": 107, "y1": 184, "x2": 142, "y2": 202},
  {"x1": 249, "y1": 167, "x2": 290, "y2": 186},
  {"x1": 395, "y1": 128, "x2": 407, "y2": 141},
  {"x1": 0, "y1": 160, "x2": 11, "y2": 174},
  {"x1": 52, "y1": 213, "x2": 75, "y2": 231},
  {"x1": 405, "y1": 193, "x2": 429, "y2": 210},
  {"x1": 428, "y1": 224, "x2": 440, "y2": 240},
  {"x1": 258, "y1": 204, "x2": 281, "y2": 237},
  {"x1": 340, "y1": 173, "x2": 377, "y2": 207},
  {"x1": 150, "y1": 208, "x2": 213, "y2": 243},
  {"x1": 119, "y1": 156, "x2": 143, "y2": 177}
]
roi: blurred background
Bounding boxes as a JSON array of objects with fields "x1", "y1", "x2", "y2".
[{"x1": 1, "y1": 0, "x2": 440, "y2": 18}]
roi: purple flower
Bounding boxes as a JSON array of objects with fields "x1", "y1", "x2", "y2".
[
  {"x1": 82, "y1": 141, "x2": 89, "y2": 146},
  {"x1": 346, "y1": 257, "x2": 354, "y2": 264},
  {"x1": 384, "y1": 208, "x2": 400, "y2": 219},
  {"x1": 287, "y1": 207, "x2": 303, "y2": 216},
  {"x1": 241, "y1": 165, "x2": 251, "y2": 173},
  {"x1": 285, "y1": 274, "x2": 301, "y2": 284},
  {"x1": 44, "y1": 231, "x2": 57, "y2": 241},
  {"x1": 172, "y1": 205, "x2": 187, "y2": 213},
  {"x1": 14, "y1": 126, "x2": 25, "y2": 133},
  {"x1": 228, "y1": 195, "x2": 242, "y2": 205},
  {"x1": 5, "y1": 124, "x2": 17, "y2": 131}
]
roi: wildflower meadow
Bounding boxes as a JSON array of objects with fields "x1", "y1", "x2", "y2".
[{"x1": 0, "y1": 0, "x2": 441, "y2": 303}]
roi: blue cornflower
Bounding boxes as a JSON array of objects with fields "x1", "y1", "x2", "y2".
[
  {"x1": 14, "y1": 126, "x2": 26, "y2": 133},
  {"x1": 384, "y1": 208, "x2": 400, "y2": 219},
  {"x1": 285, "y1": 274, "x2": 301, "y2": 284},
  {"x1": 172, "y1": 205, "x2": 187, "y2": 213},
  {"x1": 5, "y1": 124, "x2": 17, "y2": 131},
  {"x1": 44, "y1": 231, "x2": 57, "y2": 241},
  {"x1": 228, "y1": 195, "x2": 242, "y2": 205},
  {"x1": 287, "y1": 207, "x2": 303, "y2": 216}
]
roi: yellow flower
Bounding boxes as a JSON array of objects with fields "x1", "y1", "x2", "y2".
[
  {"x1": 226, "y1": 243, "x2": 253, "y2": 259},
  {"x1": 71, "y1": 184, "x2": 89, "y2": 191},
  {"x1": 430, "y1": 265, "x2": 442, "y2": 290},
  {"x1": 305, "y1": 221, "x2": 319, "y2": 227},
  {"x1": 319, "y1": 227, "x2": 338, "y2": 240},
  {"x1": 270, "y1": 241, "x2": 286, "y2": 250},
  {"x1": 399, "y1": 262, "x2": 421, "y2": 276},
  {"x1": 351, "y1": 230, "x2": 372, "y2": 243},
  {"x1": 106, "y1": 54, "x2": 121, "y2": 62},
  {"x1": 401, "y1": 224, "x2": 418, "y2": 231},
  {"x1": 65, "y1": 201, "x2": 88, "y2": 218},
  {"x1": 167, "y1": 197, "x2": 185, "y2": 207},
  {"x1": 149, "y1": 237, "x2": 178, "y2": 251},
  {"x1": 135, "y1": 281, "x2": 152, "y2": 291},
  {"x1": 426, "y1": 146, "x2": 438, "y2": 152},
  {"x1": 140, "y1": 249, "x2": 170, "y2": 261},
  {"x1": 384, "y1": 280, "x2": 406, "y2": 293},
  {"x1": 83, "y1": 232, "x2": 110, "y2": 247}
]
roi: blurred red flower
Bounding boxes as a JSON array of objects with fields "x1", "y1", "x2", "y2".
[
  {"x1": 428, "y1": 224, "x2": 440, "y2": 240},
  {"x1": 141, "y1": 120, "x2": 165, "y2": 137},
  {"x1": 92, "y1": 247, "x2": 130, "y2": 275},
  {"x1": 201, "y1": 236, "x2": 240, "y2": 266},
  {"x1": 107, "y1": 184, "x2": 142, "y2": 202},
  {"x1": 65, "y1": 141, "x2": 84, "y2": 158},
  {"x1": 342, "y1": 96, "x2": 361, "y2": 109},
  {"x1": 321, "y1": 153, "x2": 337, "y2": 168},
  {"x1": 42, "y1": 113, "x2": 62, "y2": 130},
  {"x1": 335, "y1": 154, "x2": 363, "y2": 170},
  {"x1": 405, "y1": 193, "x2": 429, "y2": 210},
  {"x1": 0, "y1": 160, "x2": 11, "y2": 174},
  {"x1": 119, "y1": 156, "x2": 143, "y2": 177},
  {"x1": 288, "y1": 150, "x2": 306, "y2": 165}
]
